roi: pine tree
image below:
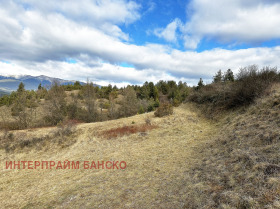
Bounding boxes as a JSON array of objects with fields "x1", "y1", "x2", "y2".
[
  {"x1": 213, "y1": 70, "x2": 222, "y2": 83},
  {"x1": 73, "y1": 81, "x2": 82, "y2": 90},
  {"x1": 197, "y1": 78, "x2": 205, "y2": 90},
  {"x1": 140, "y1": 82, "x2": 150, "y2": 99},
  {"x1": 173, "y1": 89, "x2": 182, "y2": 107},
  {"x1": 83, "y1": 81, "x2": 98, "y2": 122},
  {"x1": 44, "y1": 81, "x2": 67, "y2": 125},
  {"x1": 108, "y1": 94, "x2": 117, "y2": 119},
  {"x1": 119, "y1": 86, "x2": 138, "y2": 117},
  {"x1": 17, "y1": 82, "x2": 25, "y2": 93},
  {"x1": 156, "y1": 80, "x2": 168, "y2": 95},
  {"x1": 153, "y1": 86, "x2": 159, "y2": 101},
  {"x1": 11, "y1": 83, "x2": 29, "y2": 128},
  {"x1": 223, "y1": 69, "x2": 234, "y2": 82}
]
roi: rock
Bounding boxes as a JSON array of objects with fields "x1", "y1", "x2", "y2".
[{"x1": 138, "y1": 132, "x2": 148, "y2": 137}]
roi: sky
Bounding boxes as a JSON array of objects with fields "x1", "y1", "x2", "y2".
[{"x1": 1, "y1": 0, "x2": 280, "y2": 87}]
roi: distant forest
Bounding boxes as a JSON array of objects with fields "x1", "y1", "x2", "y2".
[{"x1": 0, "y1": 78, "x2": 189, "y2": 130}]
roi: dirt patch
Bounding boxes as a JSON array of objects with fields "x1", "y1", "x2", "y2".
[{"x1": 100, "y1": 124, "x2": 158, "y2": 139}]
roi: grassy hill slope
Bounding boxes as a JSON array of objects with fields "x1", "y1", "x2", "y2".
[
  {"x1": 0, "y1": 104, "x2": 217, "y2": 208},
  {"x1": 0, "y1": 84, "x2": 280, "y2": 208},
  {"x1": 187, "y1": 83, "x2": 280, "y2": 208}
]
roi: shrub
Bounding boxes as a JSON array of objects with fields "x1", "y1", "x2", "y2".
[
  {"x1": 227, "y1": 66, "x2": 279, "y2": 108},
  {"x1": 173, "y1": 98, "x2": 181, "y2": 107},
  {"x1": 56, "y1": 120, "x2": 77, "y2": 137},
  {"x1": 147, "y1": 104, "x2": 154, "y2": 112},
  {"x1": 138, "y1": 106, "x2": 145, "y2": 114},
  {"x1": 154, "y1": 103, "x2": 173, "y2": 117},
  {"x1": 119, "y1": 86, "x2": 139, "y2": 117},
  {"x1": 67, "y1": 103, "x2": 79, "y2": 119},
  {"x1": 44, "y1": 82, "x2": 67, "y2": 125},
  {"x1": 188, "y1": 82, "x2": 232, "y2": 106},
  {"x1": 189, "y1": 66, "x2": 279, "y2": 111}
]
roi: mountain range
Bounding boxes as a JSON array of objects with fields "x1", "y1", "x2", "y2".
[{"x1": 0, "y1": 75, "x2": 88, "y2": 95}]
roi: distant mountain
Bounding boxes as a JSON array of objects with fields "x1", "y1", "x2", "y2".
[
  {"x1": 0, "y1": 75, "x2": 94, "y2": 94},
  {"x1": 0, "y1": 89, "x2": 10, "y2": 97}
]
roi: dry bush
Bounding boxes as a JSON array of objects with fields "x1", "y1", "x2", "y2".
[
  {"x1": 0, "y1": 130, "x2": 15, "y2": 152},
  {"x1": 0, "y1": 119, "x2": 78, "y2": 153},
  {"x1": 56, "y1": 120, "x2": 77, "y2": 137},
  {"x1": 189, "y1": 66, "x2": 280, "y2": 114},
  {"x1": 0, "y1": 131, "x2": 46, "y2": 153},
  {"x1": 188, "y1": 82, "x2": 231, "y2": 104},
  {"x1": 44, "y1": 82, "x2": 67, "y2": 125},
  {"x1": 154, "y1": 103, "x2": 173, "y2": 117},
  {"x1": 227, "y1": 66, "x2": 279, "y2": 108},
  {"x1": 0, "y1": 121, "x2": 20, "y2": 130},
  {"x1": 101, "y1": 124, "x2": 157, "y2": 139}
]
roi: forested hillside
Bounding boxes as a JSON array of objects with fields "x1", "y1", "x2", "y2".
[{"x1": 0, "y1": 79, "x2": 189, "y2": 130}]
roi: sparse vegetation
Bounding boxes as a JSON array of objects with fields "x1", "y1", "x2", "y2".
[
  {"x1": 1, "y1": 65, "x2": 280, "y2": 208},
  {"x1": 0, "y1": 79, "x2": 189, "y2": 130},
  {"x1": 0, "y1": 120, "x2": 77, "y2": 153},
  {"x1": 189, "y1": 65, "x2": 280, "y2": 117},
  {"x1": 154, "y1": 103, "x2": 173, "y2": 117},
  {"x1": 183, "y1": 83, "x2": 280, "y2": 208}
]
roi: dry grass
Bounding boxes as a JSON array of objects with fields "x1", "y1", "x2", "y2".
[
  {"x1": 1, "y1": 83, "x2": 280, "y2": 208},
  {"x1": 100, "y1": 124, "x2": 158, "y2": 139},
  {"x1": 0, "y1": 121, "x2": 77, "y2": 153},
  {"x1": 184, "y1": 83, "x2": 280, "y2": 208},
  {"x1": 0, "y1": 104, "x2": 218, "y2": 208}
]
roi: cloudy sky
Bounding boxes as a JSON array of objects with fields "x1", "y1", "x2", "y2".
[{"x1": 1, "y1": 0, "x2": 280, "y2": 86}]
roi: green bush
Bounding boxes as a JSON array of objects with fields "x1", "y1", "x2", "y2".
[{"x1": 138, "y1": 106, "x2": 145, "y2": 114}]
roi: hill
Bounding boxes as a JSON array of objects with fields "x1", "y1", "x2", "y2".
[
  {"x1": 0, "y1": 83, "x2": 280, "y2": 208},
  {"x1": 0, "y1": 104, "x2": 216, "y2": 208},
  {"x1": 184, "y1": 83, "x2": 280, "y2": 208},
  {"x1": 0, "y1": 75, "x2": 90, "y2": 93}
]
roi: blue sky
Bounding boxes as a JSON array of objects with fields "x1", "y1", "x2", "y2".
[
  {"x1": 1, "y1": 0, "x2": 280, "y2": 86},
  {"x1": 123, "y1": 0, "x2": 188, "y2": 48}
]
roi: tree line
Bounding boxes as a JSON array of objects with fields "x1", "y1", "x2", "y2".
[
  {"x1": 2, "y1": 65, "x2": 275, "y2": 130},
  {"x1": 0, "y1": 79, "x2": 190, "y2": 130}
]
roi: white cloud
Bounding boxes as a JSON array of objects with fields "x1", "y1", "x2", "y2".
[
  {"x1": 20, "y1": 0, "x2": 141, "y2": 25},
  {"x1": 0, "y1": 60, "x2": 177, "y2": 87},
  {"x1": 1, "y1": 0, "x2": 280, "y2": 87},
  {"x1": 154, "y1": 19, "x2": 182, "y2": 43},
  {"x1": 182, "y1": 35, "x2": 201, "y2": 50},
  {"x1": 1, "y1": 46, "x2": 280, "y2": 87},
  {"x1": 146, "y1": 1, "x2": 156, "y2": 14},
  {"x1": 2, "y1": 0, "x2": 140, "y2": 42},
  {"x1": 181, "y1": 0, "x2": 280, "y2": 49}
]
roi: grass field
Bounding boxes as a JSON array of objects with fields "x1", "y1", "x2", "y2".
[
  {"x1": 0, "y1": 104, "x2": 218, "y2": 208},
  {"x1": 1, "y1": 84, "x2": 280, "y2": 208}
]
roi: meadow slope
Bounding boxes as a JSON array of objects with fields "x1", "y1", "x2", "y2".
[
  {"x1": 0, "y1": 104, "x2": 217, "y2": 208},
  {"x1": 1, "y1": 82, "x2": 280, "y2": 208}
]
